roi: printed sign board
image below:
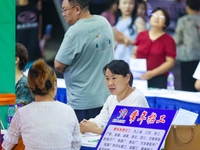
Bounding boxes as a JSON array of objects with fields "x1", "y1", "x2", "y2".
[{"x1": 96, "y1": 106, "x2": 177, "y2": 150}]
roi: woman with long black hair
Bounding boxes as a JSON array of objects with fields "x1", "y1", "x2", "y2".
[{"x1": 114, "y1": 0, "x2": 146, "y2": 64}]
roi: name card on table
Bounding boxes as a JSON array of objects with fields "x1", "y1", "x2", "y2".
[{"x1": 96, "y1": 106, "x2": 177, "y2": 150}]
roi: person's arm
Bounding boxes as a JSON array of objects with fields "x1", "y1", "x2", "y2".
[
  {"x1": 80, "y1": 119, "x2": 104, "y2": 134},
  {"x1": 123, "y1": 19, "x2": 145, "y2": 46},
  {"x1": 173, "y1": 19, "x2": 183, "y2": 45},
  {"x1": 55, "y1": 31, "x2": 77, "y2": 73},
  {"x1": 131, "y1": 45, "x2": 138, "y2": 58},
  {"x1": 54, "y1": 59, "x2": 67, "y2": 74},
  {"x1": 195, "y1": 79, "x2": 200, "y2": 91},
  {"x1": 141, "y1": 57, "x2": 175, "y2": 80},
  {"x1": 80, "y1": 97, "x2": 111, "y2": 134},
  {"x1": 123, "y1": 17, "x2": 146, "y2": 46},
  {"x1": 2, "y1": 111, "x2": 21, "y2": 150},
  {"x1": 135, "y1": 17, "x2": 146, "y2": 33}
]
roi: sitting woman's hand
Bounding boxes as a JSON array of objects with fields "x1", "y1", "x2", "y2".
[
  {"x1": 79, "y1": 119, "x2": 91, "y2": 134},
  {"x1": 79, "y1": 119, "x2": 104, "y2": 134}
]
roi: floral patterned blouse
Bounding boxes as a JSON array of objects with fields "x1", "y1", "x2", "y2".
[
  {"x1": 173, "y1": 14, "x2": 200, "y2": 62},
  {"x1": 15, "y1": 75, "x2": 35, "y2": 105}
]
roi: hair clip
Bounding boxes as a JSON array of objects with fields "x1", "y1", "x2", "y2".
[{"x1": 45, "y1": 79, "x2": 52, "y2": 90}]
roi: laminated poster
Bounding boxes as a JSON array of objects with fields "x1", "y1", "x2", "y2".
[{"x1": 96, "y1": 106, "x2": 177, "y2": 150}]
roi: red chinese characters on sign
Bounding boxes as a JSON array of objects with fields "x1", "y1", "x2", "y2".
[
  {"x1": 147, "y1": 112, "x2": 157, "y2": 124},
  {"x1": 137, "y1": 111, "x2": 147, "y2": 125},
  {"x1": 128, "y1": 109, "x2": 166, "y2": 125},
  {"x1": 156, "y1": 115, "x2": 166, "y2": 123},
  {"x1": 129, "y1": 110, "x2": 139, "y2": 124},
  {"x1": 114, "y1": 127, "x2": 130, "y2": 133}
]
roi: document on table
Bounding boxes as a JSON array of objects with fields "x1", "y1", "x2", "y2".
[
  {"x1": 172, "y1": 108, "x2": 198, "y2": 125},
  {"x1": 193, "y1": 61, "x2": 200, "y2": 80},
  {"x1": 129, "y1": 58, "x2": 148, "y2": 90},
  {"x1": 129, "y1": 58, "x2": 147, "y2": 80},
  {"x1": 81, "y1": 132, "x2": 101, "y2": 147}
]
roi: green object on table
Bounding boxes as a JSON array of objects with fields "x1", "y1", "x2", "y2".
[
  {"x1": 0, "y1": 105, "x2": 9, "y2": 129},
  {"x1": 89, "y1": 140, "x2": 99, "y2": 143}
]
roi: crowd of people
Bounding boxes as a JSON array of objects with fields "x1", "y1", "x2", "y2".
[{"x1": 1, "y1": 0, "x2": 200, "y2": 149}]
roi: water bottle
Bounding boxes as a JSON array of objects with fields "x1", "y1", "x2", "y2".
[
  {"x1": 45, "y1": 24, "x2": 52, "y2": 36},
  {"x1": 7, "y1": 105, "x2": 15, "y2": 129},
  {"x1": 17, "y1": 104, "x2": 22, "y2": 109},
  {"x1": 167, "y1": 72, "x2": 175, "y2": 91}
]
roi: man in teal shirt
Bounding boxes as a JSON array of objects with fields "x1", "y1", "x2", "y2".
[{"x1": 54, "y1": 0, "x2": 114, "y2": 122}]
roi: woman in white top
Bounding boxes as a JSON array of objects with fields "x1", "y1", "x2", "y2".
[
  {"x1": 114, "y1": 0, "x2": 146, "y2": 64},
  {"x1": 80, "y1": 60, "x2": 149, "y2": 134},
  {"x1": 2, "y1": 59, "x2": 81, "y2": 150}
]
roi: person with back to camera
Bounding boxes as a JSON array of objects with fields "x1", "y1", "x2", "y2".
[
  {"x1": 131, "y1": 7, "x2": 176, "y2": 89},
  {"x1": 79, "y1": 60, "x2": 149, "y2": 134},
  {"x1": 113, "y1": 0, "x2": 146, "y2": 64},
  {"x1": 16, "y1": 0, "x2": 42, "y2": 69},
  {"x1": 173, "y1": 0, "x2": 200, "y2": 92},
  {"x1": 2, "y1": 59, "x2": 81, "y2": 150},
  {"x1": 54, "y1": 0, "x2": 115, "y2": 122},
  {"x1": 15, "y1": 43, "x2": 35, "y2": 106},
  {"x1": 100, "y1": 0, "x2": 118, "y2": 26}
]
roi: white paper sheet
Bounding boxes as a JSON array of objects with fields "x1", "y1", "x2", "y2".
[
  {"x1": 129, "y1": 58, "x2": 147, "y2": 80},
  {"x1": 172, "y1": 108, "x2": 198, "y2": 125},
  {"x1": 193, "y1": 61, "x2": 200, "y2": 80},
  {"x1": 129, "y1": 58, "x2": 148, "y2": 90},
  {"x1": 81, "y1": 132, "x2": 101, "y2": 147},
  {"x1": 132, "y1": 80, "x2": 148, "y2": 90}
]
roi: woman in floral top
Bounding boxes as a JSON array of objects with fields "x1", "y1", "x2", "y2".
[
  {"x1": 15, "y1": 43, "x2": 35, "y2": 105},
  {"x1": 173, "y1": 0, "x2": 200, "y2": 91}
]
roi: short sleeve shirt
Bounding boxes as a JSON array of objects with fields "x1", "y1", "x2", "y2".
[
  {"x1": 16, "y1": 5, "x2": 41, "y2": 62},
  {"x1": 173, "y1": 14, "x2": 200, "y2": 62},
  {"x1": 15, "y1": 75, "x2": 35, "y2": 105},
  {"x1": 55, "y1": 15, "x2": 115, "y2": 110},
  {"x1": 134, "y1": 31, "x2": 176, "y2": 74}
]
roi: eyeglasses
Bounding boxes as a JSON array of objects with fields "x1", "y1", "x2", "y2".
[
  {"x1": 61, "y1": 5, "x2": 77, "y2": 13},
  {"x1": 151, "y1": 13, "x2": 165, "y2": 19}
]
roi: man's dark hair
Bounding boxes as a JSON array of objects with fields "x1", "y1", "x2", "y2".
[
  {"x1": 151, "y1": 7, "x2": 171, "y2": 29},
  {"x1": 68, "y1": 0, "x2": 89, "y2": 9},
  {"x1": 186, "y1": 0, "x2": 200, "y2": 11}
]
